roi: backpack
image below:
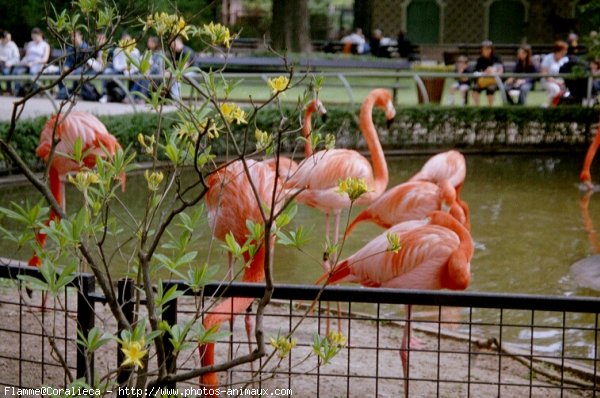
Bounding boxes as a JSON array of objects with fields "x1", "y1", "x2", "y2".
[
  {"x1": 106, "y1": 80, "x2": 126, "y2": 103},
  {"x1": 80, "y1": 82, "x2": 100, "y2": 101}
]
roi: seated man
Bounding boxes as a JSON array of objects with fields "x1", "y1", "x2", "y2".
[
  {"x1": 57, "y1": 29, "x2": 92, "y2": 99},
  {"x1": 0, "y1": 31, "x2": 20, "y2": 92}
]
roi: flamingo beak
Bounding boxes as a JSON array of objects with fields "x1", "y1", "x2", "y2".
[
  {"x1": 441, "y1": 202, "x2": 451, "y2": 213},
  {"x1": 385, "y1": 100, "x2": 396, "y2": 128},
  {"x1": 386, "y1": 117, "x2": 394, "y2": 129},
  {"x1": 321, "y1": 112, "x2": 328, "y2": 124}
]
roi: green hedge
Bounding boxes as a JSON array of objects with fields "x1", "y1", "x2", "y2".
[{"x1": 1, "y1": 105, "x2": 598, "y2": 173}]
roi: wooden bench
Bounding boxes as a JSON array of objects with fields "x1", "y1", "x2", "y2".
[{"x1": 454, "y1": 43, "x2": 587, "y2": 63}]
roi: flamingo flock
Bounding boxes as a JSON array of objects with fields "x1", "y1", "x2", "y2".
[{"x1": 26, "y1": 91, "x2": 600, "y2": 395}]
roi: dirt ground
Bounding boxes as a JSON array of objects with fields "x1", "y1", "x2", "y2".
[{"x1": 0, "y1": 288, "x2": 596, "y2": 397}]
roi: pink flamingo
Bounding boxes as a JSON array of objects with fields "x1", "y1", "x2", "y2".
[
  {"x1": 201, "y1": 159, "x2": 279, "y2": 392},
  {"x1": 286, "y1": 89, "x2": 395, "y2": 269},
  {"x1": 580, "y1": 122, "x2": 600, "y2": 190},
  {"x1": 318, "y1": 211, "x2": 473, "y2": 397},
  {"x1": 344, "y1": 179, "x2": 467, "y2": 238},
  {"x1": 409, "y1": 150, "x2": 470, "y2": 229},
  {"x1": 29, "y1": 111, "x2": 124, "y2": 267},
  {"x1": 260, "y1": 99, "x2": 327, "y2": 180}
]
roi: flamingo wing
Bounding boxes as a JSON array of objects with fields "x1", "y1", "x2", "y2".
[{"x1": 342, "y1": 224, "x2": 460, "y2": 289}]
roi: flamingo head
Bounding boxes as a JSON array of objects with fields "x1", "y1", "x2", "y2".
[
  {"x1": 438, "y1": 180, "x2": 456, "y2": 213},
  {"x1": 307, "y1": 99, "x2": 328, "y2": 123},
  {"x1": 580, "y1": 169, "x2": 594, "y2": 188},
  {"x1": 445, "y1": 253, "x2": 471, "y2": 290},
  {"x1": 371, "y1": 89, "x2": 396, "y2": 119}
]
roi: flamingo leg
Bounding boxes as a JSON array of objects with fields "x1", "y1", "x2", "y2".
[
  {"x1": 323, "y1": 212, "x2": 332, "y2": 335},
  {"x1": 322, "y1": 213, "x2": 331, "y2": 272},
  {"x1": 400, "y1": 305, "x2": 413, "y2": 398},
  {"x1": 332, "y1": 211, "x2": 342, "y2": 333}
]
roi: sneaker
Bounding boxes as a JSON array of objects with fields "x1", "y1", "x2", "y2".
[{"x1": 99, "y1": 95, "x2": 108, "y2": 104}]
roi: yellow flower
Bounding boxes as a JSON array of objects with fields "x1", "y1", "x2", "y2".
[
  {"x1": 68, "y1": 171, "x2": 100, "y2": 192},
  {"x1": 327, "y1": 331, "x2": 347, "y2": 347},
  {"x1": 386, "y1": 232, "x2": 402, "y2": 253},
  {"x1": 143, "y1": 12, "x2": 189, "y2": 39},
  {"x1": 121, "y1": 339, "x2": 147, "y2": 368},
  {"x1": 220, "y1": 102, "x2": 247, "y2": 125},
  {"x1": 137, "y1": 134, "x2": 155, "y2": 155},
  {"x1": 336, "y1": 177, "x2": 369, "y2": 201},
  {"x1": 118, "y1": 38, "x2": 136, "y2": 55},
  {"x1": 255, "y1": 128, "x2": 272, "y2": 152},
  {"x1": 202, "y1": 22, "x2": 232, "y2": 48},
  {"x1": 144, "y1": 170, "x2": 164, "y2": 192},
  {"x1": 267, "y1": 76, "x2": 289, "y2": 94},
  {"x1": 270, "y1": 335, "x2": 297, "y2": 359}
]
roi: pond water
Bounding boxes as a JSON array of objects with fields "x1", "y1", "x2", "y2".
[{"x1": 1, "y1": 154, "x2": 599, "y2": 359}]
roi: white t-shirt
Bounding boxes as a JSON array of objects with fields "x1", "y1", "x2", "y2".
[
  {"x1": 0, "y1": 40, "x2": 20, "y2": 66},
  {"x1": 22, "y1": 40, "x2": 50, "y2": 64},
  {"x1": 541, "y1": 53, "x2": 568, "y2": 75}
]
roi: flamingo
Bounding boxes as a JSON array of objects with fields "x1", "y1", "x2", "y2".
[
  {"x1": 201, "y1": 159, "x2": 279, "y2": 391},
  {"x1": 286, "y1": 89, "x2": 395, "y2": 270},
  {"x1": 261, "y1": 99, "x2": 327, "y2": 178},
  {"x1": 344, "y1": 179, "x2": 467, "y2": 238},
  {"x1": 580, "y1": 122, "x2": 600, "y2": 191},
  {"x1": 29, "y1": 111, "x2": 124, "y2": 267},
  {"x1": 409, "y1": 150, "x2": 470, "y2": 229},
  {"x1": 318, "y1": 211, "x2": 473, "y2": 397}
]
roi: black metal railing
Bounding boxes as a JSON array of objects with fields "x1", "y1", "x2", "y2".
[{"x1": 0, "y1": 260, "x2": 598, "y2": 397}]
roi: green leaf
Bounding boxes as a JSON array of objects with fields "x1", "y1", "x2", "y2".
[{"x1": 17, "y1": 275, "x2": 49, "y2": 292}]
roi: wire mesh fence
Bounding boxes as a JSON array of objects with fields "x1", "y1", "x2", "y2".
[{"x1": 0, "y1": 261, "x2": 598, "y2": 397}]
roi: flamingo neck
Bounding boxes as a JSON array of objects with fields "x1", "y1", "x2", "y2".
[
  {"x1": 303, "y1": 108, "x2": 314, "y2": 157},
  {"x1": 432, "y1": 214, "x2": 473, "y2": 258},
  {"x1": 438, "y1": 180, "x2": 456, "y2": 207},
  {"x1": 581, "y1": 124, "x2": 600, "y2": 182},
  {"x1": 359, "y1": 96, "x2": 388, "y2": 195},
  {"x1": 49, "y1": 167, "x2": 63, "y2": 219}
]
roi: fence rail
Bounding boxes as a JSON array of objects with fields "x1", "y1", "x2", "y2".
[
  {"x1": 0, "y1": 260, "x2": 599, "y2": 396},
  {"x1": 1, "y1": 70, "x2": 597, "y2": 111}
]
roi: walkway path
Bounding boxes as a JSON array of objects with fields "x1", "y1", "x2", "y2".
[{"x1": 0, "y1": 95, "x2": 176, "y2": 121}]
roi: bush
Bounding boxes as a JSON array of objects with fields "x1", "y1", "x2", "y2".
[{"x1": 1, "y1": 105, "x2": 597, "y2": 174}]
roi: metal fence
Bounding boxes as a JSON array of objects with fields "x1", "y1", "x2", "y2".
[
  {"x1": 0, "y1": 260, "x2": 599, "y2": 397},
  {"x1": 0, "y1": 70, "x2": 597, "y2": 111}
]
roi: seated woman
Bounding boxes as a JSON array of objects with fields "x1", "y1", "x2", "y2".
[
  {"x1": 504, "y1": 44, "x2": 538, "y2": 105},
  {"x1": 11, "y1": 28, "x2": 50, "y2": 95},
  {"x1": 472, "y1": 40, "x2": 503, "y2": 106}
]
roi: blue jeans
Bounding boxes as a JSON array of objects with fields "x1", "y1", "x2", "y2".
[
  {"x1": 1, "y1": 66, "x2": 13, "y2": 91},
  {"x1": 12, "y1": 64, "x2": 45, "y2": 94},
  {"x1": 56, "y1": 67, "x2": 93, "y2": 99}
]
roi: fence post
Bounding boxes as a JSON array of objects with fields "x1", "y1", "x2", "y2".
[
  {"x1": 161, "y1": 281, "x2": 178, "y2": 390},
  {"x1": 117, "y1": 279, "x2": 135, "y2": 394},
  {"x1": 76, "y1": 274, "x2": 96, "y2": 384}
]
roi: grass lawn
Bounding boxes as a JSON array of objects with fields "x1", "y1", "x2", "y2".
[{"x1": 180, "y1": 73, "x2": 551, "y2": 108}]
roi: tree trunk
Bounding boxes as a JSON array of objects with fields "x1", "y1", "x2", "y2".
[
  {"x1": 271, "y1": 0, "x2": 312, "y2": 52},
  {"x1": 353, "y1": 0, "x2": 373, "y2": 38}
]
